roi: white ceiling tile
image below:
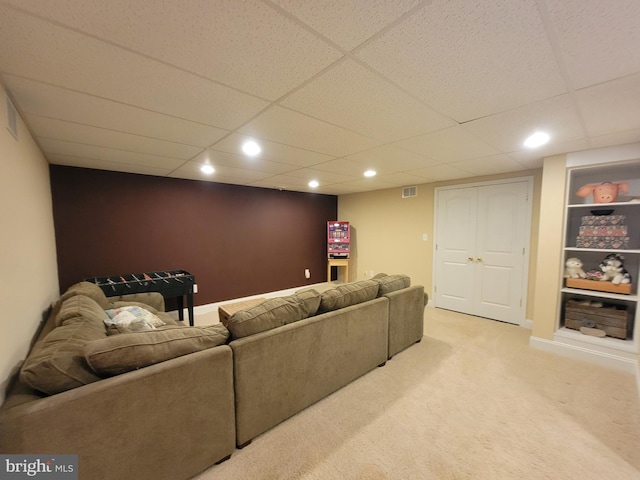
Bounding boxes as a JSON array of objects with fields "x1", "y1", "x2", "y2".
[
  {"x1": 587, "y1": 130, "x2": 640, "y2": 151},
  {"x1": 210, "y1": 133, "x2": 334, "y2": 167},
  {"x1": 546, "y1": 0, "x2": 640, "y2": 88},
  {"x1": 272, "y1": 0, "x2": 422, "y2": 51},
  {"x1": 377, "y1": 171, "x2": 435, "y2": 185},
  {"x1": 4, "y1": 0, "x2": 342, "y2": 100},
  {"x1": 0, "y1": 6, "x2": 269, "y2": 129},
  {"x1": 26, "y1": 115, "x2": 202, "y2": 160},
  {"x1": 39, "y1": 138, "x2": 186, "y2": 170},
  {"x1": 47, "y1": 154, "x2": 174, "y2": 177},
  {"x1": 392, "y1": 126, "x2": 500, "y2": 163},
  {"x1": 4, "y1": 75, "x2": 229, "y2": 147},
  {"x1": 282, "y1": 167, "x2": 360, "y2": 184},
  {"x1": 173, "y1": 160, "x2": 275, "y2": 182},
  {"x1": 450, "y1": 155, "x2": 526, "y2": 176},
  {"x1": 333, "y1": 177, "x2": 403, "y2": 193},
  {"x1": 356, "y1": 0, "x2": 566, "y2": 122},
  {"x1": 191, "y1": 149, "x2": 299, "y2": 175},
  {"x1": 238, "y1": 106, "x2": 381, "y2": 157},
  {"x1": 463, "y1": 94, "x2": 586, "y2": 152},
  {"x1": 409, "y1": 164, "x2": 475, "y2": 182},
  {"x1": 281, "y1": 59, "x2": 454, "y2": 142},
  {"x1": 575, "y1": 73, "x2": 640, "y2": 137},
  {"x1": 344, "y1": 144, "x2": 439, "y2": 172}
]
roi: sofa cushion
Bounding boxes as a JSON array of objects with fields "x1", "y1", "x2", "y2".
[
  {"x1": 318, "y1": 280, "x2": 380, "y2": 313},
  {"x1": 83, "y1": 324, "x2": 230, "y2": 376},
  {"x1": 55, "y1": 294, "x2": 109, "y2": 327},
  {"x1": 227, "y1": 297, "x2": 308, "y2": 339},
  {"x1": 59, "y1": 281, "x2": 110, "y2": 309},
  {"x1": 375, "y1": 274, "x2": 411, "y2": 295},
  {"x1": 20, "y1": 316, "x2": 107, "y2": 395},
  {"x1": 287, "y1": 289, "x2": 321, "y2": 317}
]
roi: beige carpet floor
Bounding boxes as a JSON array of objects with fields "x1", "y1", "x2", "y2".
[{"x1": 193, "y1": 308, "x2": 640, "y2": 480}]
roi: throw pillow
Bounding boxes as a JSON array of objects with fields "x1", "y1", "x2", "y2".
[
  {"x1": 318, "y1": 280, "x2": 380, "y2": 313},
  {"x1": 375, "y1": 274, "x2": 411, "y2": 295},
  {"x1": 104, "y1": 306, "x2": 166, "y2": 333},
  {"x1": 83, "y1": 324, "x2": 230, "y2": 376},
  {"x1": 20, "y1": 316, "x2": 107, "y2": 395}
]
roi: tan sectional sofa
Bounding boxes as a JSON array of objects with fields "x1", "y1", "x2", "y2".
[
  {"x1": 0, "y1": 274, "x2": 426, "y2": 479},
  {"x1": 0, "y1": 282, "x2": 235, "y2": 480}
]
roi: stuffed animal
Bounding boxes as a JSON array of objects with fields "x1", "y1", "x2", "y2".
[
  {"x1": 599, "y1": 253, "x2": 631, "y2": 284},
  {"x1": 564, "y1": 257, "x2": 586, "y2": 278},
  {"x1": 576, "y1": 181, "x2": 628, "y2": 203}
]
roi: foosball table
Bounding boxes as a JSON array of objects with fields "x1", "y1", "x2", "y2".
[{"x1": 87, "y1": 269, "x2": 195, "y2": 326}]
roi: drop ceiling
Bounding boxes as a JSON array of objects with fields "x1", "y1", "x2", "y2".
[{"x1": 1, "y1": 0, "x2": 639, "y2": 195}]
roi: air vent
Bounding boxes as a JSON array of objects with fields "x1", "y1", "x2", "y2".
[
  {"x1": 402, "y1": 186, "x2": 417, "y2": 198},
  {"x1": 5, "y1": 93, "x2": 17, "y2": 139}
]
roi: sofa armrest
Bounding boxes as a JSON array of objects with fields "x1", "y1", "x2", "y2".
[
  {"x1": 384, "y1": 285, "x2": 427, "y2": 359},
  {"x1": 0, "y1": 346, "x2": 235, "y2": 480},
  {"x1": 108, "y1": 292, "x2": 166, "y2": 311}
]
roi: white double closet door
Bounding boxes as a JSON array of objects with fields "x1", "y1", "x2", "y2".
[{"x1": 434, "y1": 179, "x2": 532, "y2": 325}]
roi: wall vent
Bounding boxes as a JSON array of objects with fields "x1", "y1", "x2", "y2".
[
  {"x1": 6, "y1": 93, "x2": 18, "y2": 139},
  {"x1": 402, "y1": 186, "x2": 417, "y2": 198}
]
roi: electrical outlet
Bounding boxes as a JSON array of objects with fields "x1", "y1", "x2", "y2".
[
  {"x1": 304, "y1": 269, "x2": 310, "y2": 279},
  {"x1": 193, "y1": 284, "x2": 198, "y2": 294}
]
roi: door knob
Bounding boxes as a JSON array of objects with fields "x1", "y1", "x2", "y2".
[
  {"x1": 476, "y1": 257, "x2": 483, "y2": 263},
  {"x1": 467, "y1": 257, "x2": 474, "y2": 262}
]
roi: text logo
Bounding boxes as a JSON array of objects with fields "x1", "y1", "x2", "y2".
[{"x1": 0, "y1": 455, "x2": 77, "y2": 479}]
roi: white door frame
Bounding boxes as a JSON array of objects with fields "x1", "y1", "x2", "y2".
[{"x1": 433, "y1": 176, "x2": 534, "y2": 326}]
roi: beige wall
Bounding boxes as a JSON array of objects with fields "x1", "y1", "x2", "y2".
[
  {"x1": 0, "y1": 86, "x2": 59, "y2": 405},
  {"x1": 531, "y1": 155, "x2": 567, "y2": 339},
  {"x1": 338, "y1": 169, "x2": 542, "y2": 321}
]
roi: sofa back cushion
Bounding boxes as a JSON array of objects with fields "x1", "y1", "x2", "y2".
[
  {"x1": 84, "y1": 324, "x2": 230, "y2": 376},
  {"x1": 59, "y1": 281, "x2": 110, "y2": 309},
  {"x1": 375, "y1": 274, "x2": 411, "y2": 295},
  {"x1": 55, "y1": 294, "x2": 109, "y2": 327},
  {"x1": 227, "y1": 297, "x2": 308, "y2": 339},
  {"x1": 288, "y1": 289, "x2": 321, "y2": 317},
  {"x1": 318, "y1": 280, "x2": 380, "y2": 313},
  {"x1": 20, "y1": 314, "x2": 107, "y2": 395}
]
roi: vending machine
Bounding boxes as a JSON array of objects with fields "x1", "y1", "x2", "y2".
[{"x1": 327, "y1": 221, "x2": 350, "y2": 259}]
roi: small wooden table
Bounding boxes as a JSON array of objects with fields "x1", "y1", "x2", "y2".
[
  {"x1": 327, "y1": 259, "x2": 349, "y2": 283},
  {"x1": 218, "y1": 297, "x2": 265, "y2": 326}
]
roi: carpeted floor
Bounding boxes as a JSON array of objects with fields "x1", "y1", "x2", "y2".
[{"x1": 193, "y1": 308, "x2": 640, "y2": 480}]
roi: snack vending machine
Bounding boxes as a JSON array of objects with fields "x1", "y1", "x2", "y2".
[{"x1": 327, "y1": 221, "x2": 350, "y2": 259}]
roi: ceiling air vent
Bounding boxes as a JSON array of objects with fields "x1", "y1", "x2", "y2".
[
  {"x1": 402, "y1": 186, "x2": 417, "y2": 198},
  {"x1": 5, "y1": 93, "x2": 17, "y2": 139}
]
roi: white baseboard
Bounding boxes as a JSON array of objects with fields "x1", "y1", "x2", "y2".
[{"x1": 529, "y1": 336, "x2": 637, "y2": 374}]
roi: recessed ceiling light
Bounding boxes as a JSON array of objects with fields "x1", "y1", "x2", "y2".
[
  {"x1": 364, "y1": 169, "x2": 377, "y2": 177},
  {"x1": 200, "y1": 164, "x2": 215, "y2": 174},
  {"x1": 308, "y1": 180, "x2": 319, "y2": 188},
  {"x1": 242, "y1": 140, "x2": 261, "y2": 157},
  {"x1": 523, "y1": 131, "x2": 550, "y2": 148}
]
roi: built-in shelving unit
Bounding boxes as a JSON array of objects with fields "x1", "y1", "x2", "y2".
[{"x1": 557, "y1": 160, "x2": 640, "y2": 359}]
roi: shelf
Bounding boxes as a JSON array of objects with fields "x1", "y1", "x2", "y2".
[
  {"x1": 564, "y1": 247, "x2": 640, "y2": 254},
  {"x1": 561, "y1": 287, "x2": 637, "y2": 302},
  {"x1": 567, "y1": 201, "x2": 639, "y2": 208}
]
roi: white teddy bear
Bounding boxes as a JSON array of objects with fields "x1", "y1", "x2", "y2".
[{"x1": 564, "y1": 257, "x2": 586, "y2": 279}]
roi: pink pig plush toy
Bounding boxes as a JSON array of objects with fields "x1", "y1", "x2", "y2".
[{"x1": 576, "y1": 181, "x2": 628, "y2": 203}]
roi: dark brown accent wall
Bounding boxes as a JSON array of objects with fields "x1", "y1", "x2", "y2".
[{"x1": 50, "y1": 165, "x2": 337, "y2": 305}]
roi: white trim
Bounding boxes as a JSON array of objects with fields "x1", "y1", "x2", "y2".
[
  {"x1": 529, "y1": 336, "x2": 637, "y2": 374},
  {"x1": 521, "y1": 318, "x2": 533, "y2": 329},
  {"x1": 566, "y1": 142, "x2": 640, "y2": 168}
]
